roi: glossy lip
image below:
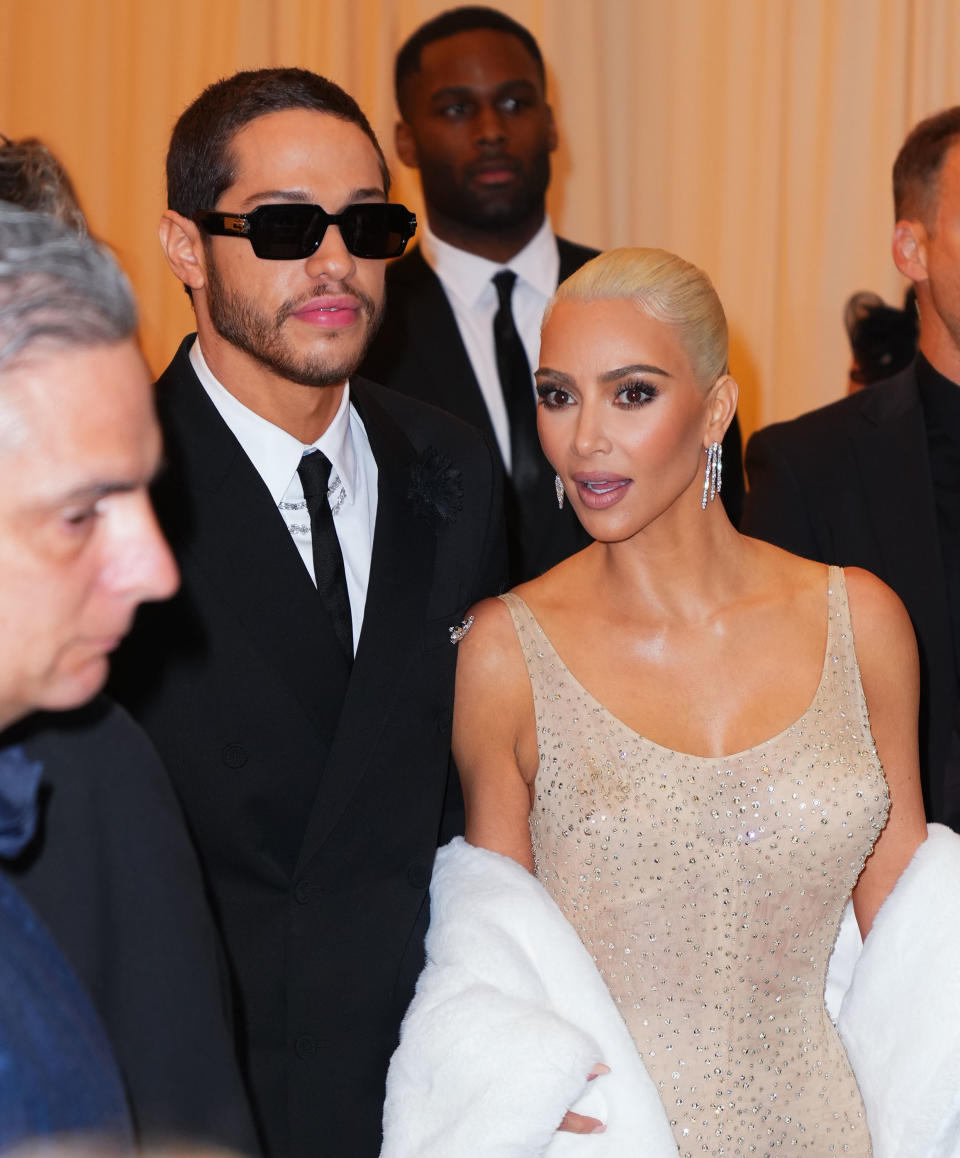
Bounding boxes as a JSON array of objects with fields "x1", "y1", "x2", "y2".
[
  {"x1": 571, "y1": 472, "x2": 632, "y2": 510},
  {"x1": 290, "y1": 295, "x2": 362, "y2": 329}
]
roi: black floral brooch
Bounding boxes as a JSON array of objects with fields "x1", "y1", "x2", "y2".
[{"x1": 407, "y1": 447, "x2": 463, "y2": 525}]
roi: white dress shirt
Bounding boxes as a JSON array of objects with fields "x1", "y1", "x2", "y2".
[
  {"x1": 420, "y1": 217, "x2": 560, "y2": 473},
  {"x1": 189, "y1": 340, "x2": 378, "y2": 649}
]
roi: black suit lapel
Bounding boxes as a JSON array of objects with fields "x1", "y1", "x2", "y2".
[
  {"x1": 374, "y1": 240, "x2": 595, "y2": 582},
  {"x1": 155, "y1": 343, "x2": 350, "y2": 745},
  {"x1": 295, "y1": 381, "x2": 437, "y2": 865},
  {"x1": 854, "y1": 375, "x2": 948, "y2": 620},
  {"x1": 557, "y1": 237, "x2": 601, "y2": 281},
  {"x1": 382, "y1": 241, "x2": 598, "y2": 448},
  {"x1": 389, "y1": 249, "x2": 497, "y2": 441}
]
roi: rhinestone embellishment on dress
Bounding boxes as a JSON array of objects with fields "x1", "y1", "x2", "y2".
[{"x1": 501, "y1": 567, "x2": 888, "y2": 1157}]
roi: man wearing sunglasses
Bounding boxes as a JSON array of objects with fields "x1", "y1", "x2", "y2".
[{"x1": 110, "y1": 67, "x2": 503, "y2": 1158}]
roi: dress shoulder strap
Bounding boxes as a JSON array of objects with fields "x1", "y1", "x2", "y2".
[
  {"x1": 496, "y1": 591, "x2": 570, "y2": 697},
  {"x1": 824, "y1": 565, "x2": 875, "y2": 740},
  {"x1": 826, "y1": 564, "x2": 853, "y2": 654},
  {"x1": 497, "y1": 592, "x2": 542, "y2": 669}
]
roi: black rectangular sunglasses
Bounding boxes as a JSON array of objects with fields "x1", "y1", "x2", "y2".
[{"x1": 197, "y1": 202, "x2": 417, "y2": 260}]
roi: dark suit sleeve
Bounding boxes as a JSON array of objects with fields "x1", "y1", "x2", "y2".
[
  {"x1": 472, "y1": 435, "x2": 507, "y2": 600},
  {"x1": 742, "y1": 427, "x2": 822, "y2": 559},
  {"x1": 6, "y1": 698, "x2": 258, "y2": 1153},
  {"x1": 437, "y1": 430, "x2": 507, "y2": 847}
]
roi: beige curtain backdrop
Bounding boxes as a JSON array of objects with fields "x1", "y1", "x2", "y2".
[{"x1": 2, "y1": 0, "x2": 960, "y2": 441}]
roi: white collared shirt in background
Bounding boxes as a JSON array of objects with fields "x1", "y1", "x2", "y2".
[
  {"x1": 420, "y1": 216, "x2": 559, "y2": 473},
  {"x1": 189, "y1": 339, "x2": 378, "y2": 649}
]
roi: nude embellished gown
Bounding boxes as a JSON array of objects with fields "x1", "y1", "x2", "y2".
[{"x1": 501, "y1": 566, "x2": 889, "y2": 1156}]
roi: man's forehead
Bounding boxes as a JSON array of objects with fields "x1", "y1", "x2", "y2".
[
  {"x1": 0, "y1": 344, "x2": 159, "y2": 494},
  {"x1": 415, "y1": 30, "x2": 544, "y2": 95},
  {"x1": 228, "y1": 108, "x2": 375, "y2": 159},
  {"x1": 0, "y1": 340, "x2": 148, "y2": 426},
  {"x1": 223, "y1": 109, "x2": 385, "y2": 197}
]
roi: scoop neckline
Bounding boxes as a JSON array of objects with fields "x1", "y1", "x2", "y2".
[{"x1": 503, "y1": 568, "x2": 839, "y2": 763}]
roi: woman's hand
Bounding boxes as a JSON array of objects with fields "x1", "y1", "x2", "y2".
[{"x1": 557, "y1": 1063, "x2": 610, "y2": 1134}]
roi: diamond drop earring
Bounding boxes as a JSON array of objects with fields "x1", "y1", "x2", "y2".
[
  {"x1": 555, "y1": 473, "x2": 565, "y2": 510},
  {"x1": 700, "y1": 441, "x2": 723, "y2": 509}
]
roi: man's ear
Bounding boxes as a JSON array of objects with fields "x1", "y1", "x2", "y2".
[
  {"x1": 704, "y1": 374, "x2": 739, "y2": 443},
  {"x1": 395, "y1": 120, "x2": 419, "y2": 170},
  {"x1": 158, "y1": 210, "x2": 207, "y2": 292},
  {"x1": 892, "y1": 220, "x2": 928, "y2": 284}
]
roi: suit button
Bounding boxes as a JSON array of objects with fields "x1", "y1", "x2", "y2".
[
  {"x1": 295, "y1": 1034, "x2": 316, "y2": 1058},
  {"x1": 293, "y1": 880, "x2": 312, "y2": 905},
  {"x1": 435, "y1": 708, "x2": 452, "y2": 735},
  {"x1": 221, "y1": 743, "x2": 247, "y2": 769},
  {"x1": 407, "y1": 861, "x2": 431, "y2": 890}
]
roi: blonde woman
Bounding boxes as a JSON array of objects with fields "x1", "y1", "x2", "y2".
[{"x1": 383, "y1": 250, "x2": 954, "y2": 1158}]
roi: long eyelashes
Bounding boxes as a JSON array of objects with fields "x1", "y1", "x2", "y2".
[
  {"x1": 535, "y1": 380, "x2": 661, "y2": 409},
  {"x1": 535, "y1": 383, "x2": 571, "y2": 408},
  {"x1": 614, "y1": 380, "x2": 659, "y2": 407}
]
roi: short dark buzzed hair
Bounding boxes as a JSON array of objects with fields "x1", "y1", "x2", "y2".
[
  {"x1": 166, "y1": 67, "x2": 390, "y2": 222},
  {"x1": 395, "y1": 6, "x2": 546, "y2": 117},
  {"x1": 893, "y1": 106, "x2": 960, "y2": 226}
]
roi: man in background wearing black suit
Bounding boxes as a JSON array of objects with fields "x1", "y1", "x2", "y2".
[
  {"x1": 743, "y1": 106, "x2": 960, "y2": 831},
  {"x1": 110, "y1": 69, "x2": 503, "y2": 1158},
  {"x1": 362, "y1": 6, "x2": 744, "y2": 583}
]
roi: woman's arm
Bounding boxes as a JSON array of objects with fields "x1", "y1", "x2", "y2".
[
  {"x1": 452, "y1": 597, "x2": 539, "y2": 871},
  {"x1": 451, "y1": 596, "x2": 609, "y2": 1136},
  {"x1": 845, "y1": 567, "x2": 928, "y2": 936}
]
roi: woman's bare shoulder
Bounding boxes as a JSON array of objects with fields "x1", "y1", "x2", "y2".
[
  {"x1": 753, "y1": 550, "x2": 914, "y2": 654},
  {"x1": 456, "y1": 595, "x2": 523, "y2": 668},
  {"x1": 842, "y1": 566, "x2": 917, "y2": 657},
  {"x1": 453, "y1": 595, "x2": 539, "y2": 864},
  {"x1": 453, "y1": 595, "x2": 533, "y2": 719}
]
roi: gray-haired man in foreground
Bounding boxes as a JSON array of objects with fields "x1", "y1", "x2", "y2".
[{"x1": 0, "y1": 205, "x2": 255, "y2": 1152}]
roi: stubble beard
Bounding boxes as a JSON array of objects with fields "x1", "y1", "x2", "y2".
[
  {"x1": 205, "y1": 259, "x2": 385, "y2": 389},
  {"x1": 428, "y1": 147, "x2": 552, "y2": 235}
]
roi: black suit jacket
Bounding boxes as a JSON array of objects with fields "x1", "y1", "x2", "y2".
[
  {"x1": 742, "y1": 363, "x2": 958, "y2": 828},
  {"x1": 4, "y1": 696, "x2": 257, "y2": 1151},
  {"x1": 361, "y1": 239, "x2": 744, "y2": 579},
  {"x1": 110, "y1": 339, "x2": 504, "y2": 1158},
  {"x1": 361, "y1": 239, "x2": 593, "y2": 581}
]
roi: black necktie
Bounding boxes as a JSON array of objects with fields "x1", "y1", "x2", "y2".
[
  {"x1": 492, "y1": 270, "x2": 540, "y2": 494},
  {"x1": 297, "y1": 450, "x2": 353, "y2": 663}
]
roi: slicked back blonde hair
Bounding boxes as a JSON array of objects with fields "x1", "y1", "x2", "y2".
[{"x1": 544, "y1": 247, "x2": 729, "y2": 388}]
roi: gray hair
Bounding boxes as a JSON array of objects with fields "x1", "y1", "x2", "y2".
[
  {"x1": 545, "y1": 247, "x2": 729, "y2": 388},
  {"x1": 0, "y1": 203, "x2": 136, "y2": 373}
]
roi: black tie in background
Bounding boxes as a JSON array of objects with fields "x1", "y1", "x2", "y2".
[
  {"x1": 492, "y1": 270, "x2": 541, "y2": 495},
  {"x1": 297, "y1": 450, "x2": 353, "y2": 664}
]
